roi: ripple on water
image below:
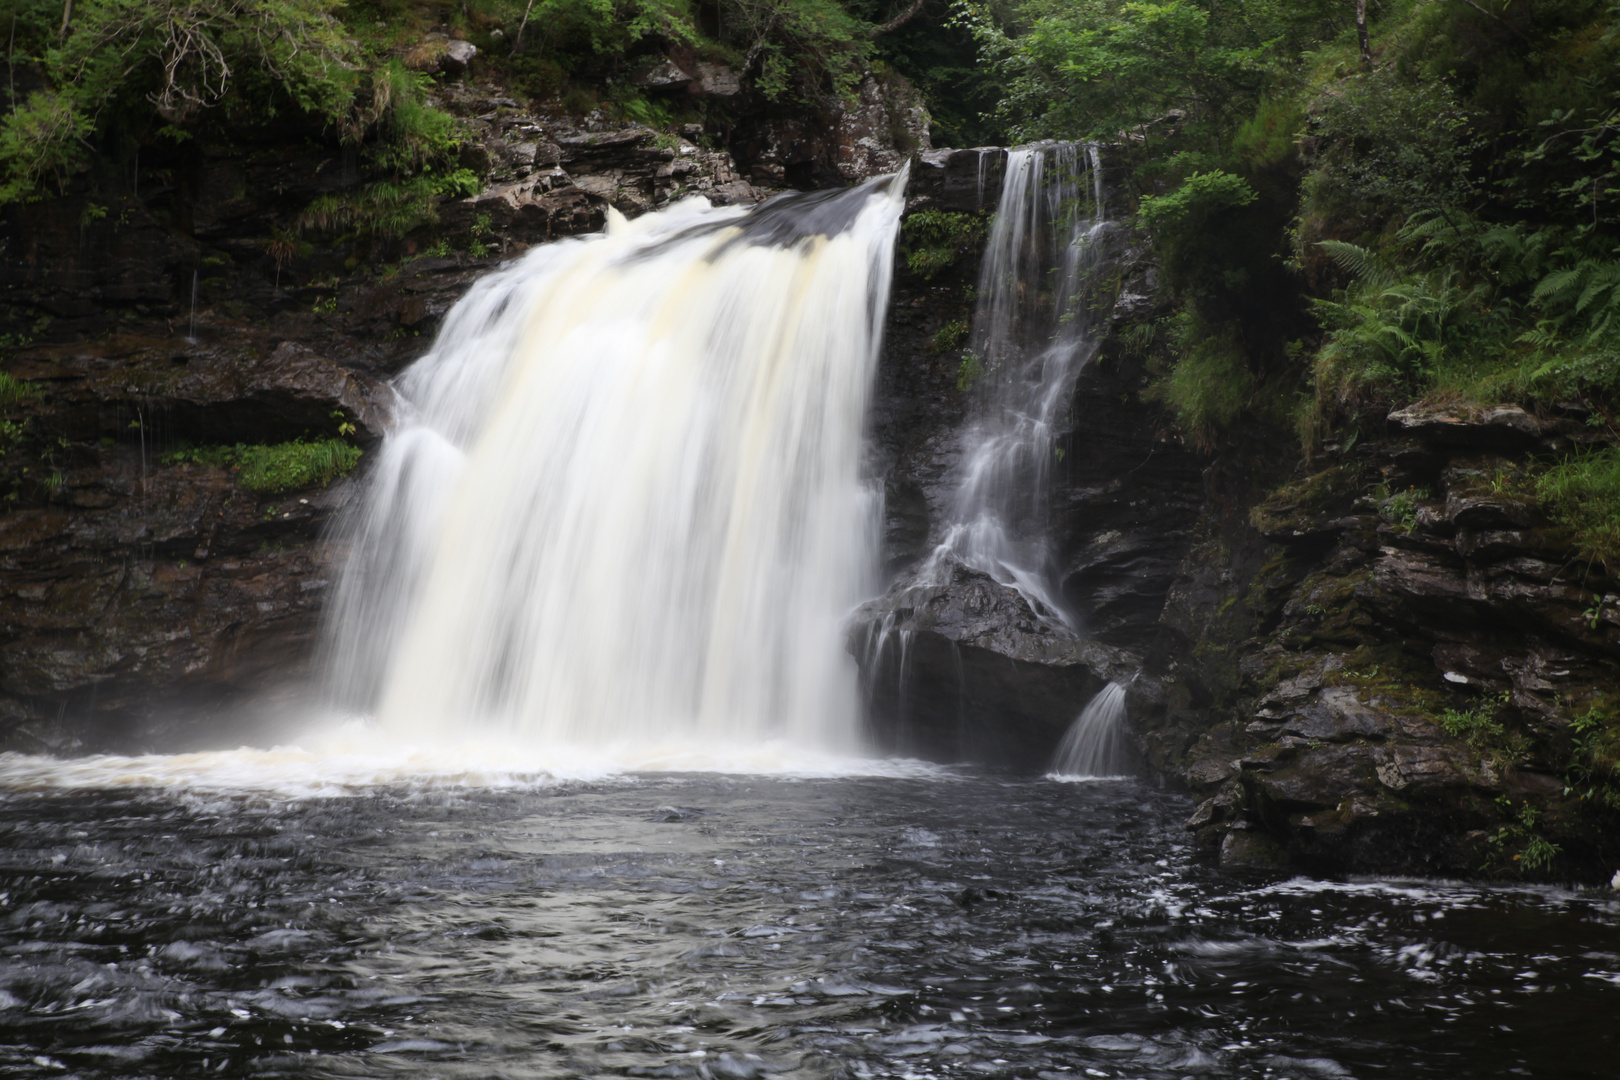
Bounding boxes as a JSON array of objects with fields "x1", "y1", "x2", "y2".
[{"x1": 0, "y1": 767, "x2": 1617, "y2": 1078}]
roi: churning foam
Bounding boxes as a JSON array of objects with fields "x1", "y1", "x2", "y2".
[{"x1": 0, "y1": 720, "x2": 945, "y2": 799}]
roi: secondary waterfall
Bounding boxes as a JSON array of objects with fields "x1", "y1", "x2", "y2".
[
  {"x1": 1049, "y1": 681, "x2": 1130, "y2": 778},
  {"x1": 927, "y1": 143, "x2": 1111, "y2": 623},
  {"x1": 321, "y1": 174, "x2": 906, "y2": 750}
]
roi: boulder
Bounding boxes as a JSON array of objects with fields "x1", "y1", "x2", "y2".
[{"x1": 849, "y1": 559, "x2": 1137, "y2": 769}]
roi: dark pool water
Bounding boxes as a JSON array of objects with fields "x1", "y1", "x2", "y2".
[{"x1": 2, "y1": 770, "x2": 1617, "y2": 1079}]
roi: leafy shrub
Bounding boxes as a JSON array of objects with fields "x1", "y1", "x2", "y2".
[
  {"x1": 1137, "y1": 170, "x2": 1257, "y2": 235},
  {"x1": 1, "y1": 0, "x2": 356, "y2": 205},
  {"x1": 1232, "y1": 98, "x2": 1303, "y2": 172},
  {"x1": 931, "y1": 318, "x2": 970, "y2": 352},
  {"x1": 1298, "y1": 67, "x2": 1483, "y2": 232},
  {"x1": 1437, "y1": 704, "x2": 1505, "y2": 746},
  {"x1": 955, "y1": 351, "x2": 984, "y2": 392},
  {"x1": 902, "y1": 210, "x2": 989, "y2": 280}
]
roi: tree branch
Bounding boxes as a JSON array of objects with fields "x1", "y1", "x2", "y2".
[{"x1": 869, "y1": 0, "x2": 928, "y2": 39}]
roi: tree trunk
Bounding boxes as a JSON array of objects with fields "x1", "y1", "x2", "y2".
[
  {"x1": 1355, "y1": 0, "x2": 1371, "y2": 68},
  {"x1": 512, "y1": 0, "x2": 537, "y2": 54},
  {"x1": 869, "y1": 0, "x2": 928, "y2": 39}
]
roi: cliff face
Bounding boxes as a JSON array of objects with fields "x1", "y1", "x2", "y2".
[{"x1": 1131, "y1": 407, "x2": 1620, "y2": 881}]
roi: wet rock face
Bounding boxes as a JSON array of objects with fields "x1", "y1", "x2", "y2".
[
  {"x1": 850, "y1": 560, "x2": 1136, "y2": 769},
  {"x1": 0, "y1": 331, "x2": 388, "y2": 752},
  {"x1": 856, "y1": 209, "x2": 1205, "y2": 768},
  {"x1": 1138, "y1": 416, "x2": 1620, "y2": 882},
  {"x1": 730, "y1": 73, "x2": 932, "y2": 189}
]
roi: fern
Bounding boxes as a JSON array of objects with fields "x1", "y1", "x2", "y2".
[{"x1": 1317, "y1": 240, "x2": 1397, "y2": 288}]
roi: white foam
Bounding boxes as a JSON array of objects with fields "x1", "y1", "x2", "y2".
[{"x1": 0, "y1": 719, "x2": 946, "y2": 799}]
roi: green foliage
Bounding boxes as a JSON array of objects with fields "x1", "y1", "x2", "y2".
[
  {"x1": 1144, "y1": 314, "x2": 1252, "y2": 451},
  {"x1": 1232, "y1": 98, "x2": 1303, "y2": 172},
  {"x1": 1, "y1": 0, "x2": 357, "y2": 205},
  {"x1": 1298, "y1": 67, "x2": 1484, "y2": 233},
  {"x1": 0, "y1": 92, "x2": 94, "y2": 204},
  {"x1": 1137, "y1": 170, "x2": 1257, "y2": 236},
  {"x1": 956, "y1": 0, "x2": 1344, "y2": 145},
  {"x1": 1437, "y1": 704, "x2": 1505, "y2": 747},
  {"x1": 902, "y1": 210, "x2": 989, "y2": 280},
  {"x1": 1379, "y1": 485, "x2": 1430, "y2": 532},
  {"x1": 1536, "y1": 447, "x2": 1620, "y2": 569},
  {"x1": 0, "y1": 373, "x2": 44, "y2": 410},
  {"x1": 955, "y1": 351, "x2": 984, "y2": 392},
  {"x1": 931, "y1": 318, "x2": 970, "y2": 352},
  {"x1": 163, "y1": 438, "x2": 362, "y2": 493},
  {"x1": 365, "y1": 62, "x2": 462, "y2": 174},
  {"x1": 716, "y1": 0, "x2": 873, "y2": 102}
]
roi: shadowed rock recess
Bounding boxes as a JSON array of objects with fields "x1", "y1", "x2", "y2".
[{"x1": 2, "y1": 69, "x2": 1616, "y2": 882}]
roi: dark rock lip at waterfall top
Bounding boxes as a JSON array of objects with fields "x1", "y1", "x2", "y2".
[
  {"x1": 622, "y1": 171, "x2": 910, "y2": 264},
  {"x1": 2, "y1": 772, "x2": 1617, "y2": 1080}
]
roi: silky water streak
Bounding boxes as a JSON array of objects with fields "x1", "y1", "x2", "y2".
[{"x1": 322, "y1": 174, "x2": 907, "y2": 752}]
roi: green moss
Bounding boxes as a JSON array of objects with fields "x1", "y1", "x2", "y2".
[
  {"x1": 1249, "y1": 463, "x2": 1366, "y2": 535},
  {"x1": 164, "y1": 438, "x2": 362, "y2": 493}
]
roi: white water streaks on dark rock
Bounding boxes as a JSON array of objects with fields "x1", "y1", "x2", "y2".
[{"x1": 1, "y1": 774, "x2": 1618, "y2": 1078}]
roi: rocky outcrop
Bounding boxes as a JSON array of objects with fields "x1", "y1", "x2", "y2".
[
  {"x1": 852, "y1": 559, "x2": 1136, "y2": 768},
  {"x1": 1132, "y1": 406, "x2": 1620, "y2": 881}
]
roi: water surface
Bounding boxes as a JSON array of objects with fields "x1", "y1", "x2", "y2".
[{"x1": 2, "y1": 769, "x2": 1616, "y2": 1078}]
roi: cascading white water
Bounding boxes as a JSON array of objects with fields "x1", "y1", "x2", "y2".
[
  {"x1": 925, "y1": 143, "x2": 1112, "y2": 623},
  {"x1": 321, "y1": 174, "x2": 907, "y2": 753},
  {"x1": 1049, "y1": 681, "x2": 1130, "y2": 779}
]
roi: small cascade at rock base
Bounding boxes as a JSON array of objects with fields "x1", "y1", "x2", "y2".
[
  {"x1": 320, "y1": 174, "x2": 906, "y2": 754},
  {"x1": 1048, "y1": 681, "x2": 1131, "y2": 779}
]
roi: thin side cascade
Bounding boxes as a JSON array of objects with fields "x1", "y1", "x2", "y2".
[
  {"x1": 925, "y1": 142, "x2": 1112, "y2": 625},
  {"x1": 1050, "y1": 682, "x2": 1130, "y2": 778},
  {"x1": 320, "y1": 173, "x2": 907, "y2": 750}
]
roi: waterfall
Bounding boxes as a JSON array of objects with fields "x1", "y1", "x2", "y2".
[
  {"x1": 925, "y1": 143, "x2": 1112, "y2": 624},
  {"x1": 320, "y1": 173, "x2": 907, "y2": 752},
  {"x1": 1049, "y1": 682, "x2": 1130, "y2": 779}
]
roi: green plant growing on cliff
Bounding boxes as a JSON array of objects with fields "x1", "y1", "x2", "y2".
[
  {"x1": 1437, "y1": 703, "x2": 1505, "y2": 748},
  {"x1": 1487, "y1": 796, "x2": 1563, "y2": 875},
  {"x1": 903, "y1": 210, "x2": 989, "y2": 280},
  {"x1": 164, "y1": 438, "x2": 361, "y2": 493},
  {"x1": 956, "y1": 350, "x2": 984, "y2": 393},
  {"x1": 1379, "y1": 485, "x2": 1430, "y2": 533},
  {"x1": 1145, "y1": 312, "x2": 1252, "y2": 452},
  {"x1": 1566, "y1": 700, "x2": 1620, "y2": 812},
  {"x1": 1535, "y1": 446, "x2": 1620, "y2": 570},
  {"x1": 931, "y1": 317, "x2": 969, "y2": 352},
  {"x1": 0, "y1": 373, "x2": 44, "y2": 410}
]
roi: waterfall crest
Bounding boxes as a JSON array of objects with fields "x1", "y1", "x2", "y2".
[
  {"x1": 926, "y1": 143, "x2": 1112, "y2": 624},
  {"x1": 321, "y1": 174, "x2": 906, "y2": 751},
  {"x1": 1049, "y1": 682, "x2": 1130, "y2": 779}
]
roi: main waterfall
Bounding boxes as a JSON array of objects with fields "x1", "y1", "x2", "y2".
[{"x1": 321, "y1": 175, "x2": 907, "y2": 751}]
